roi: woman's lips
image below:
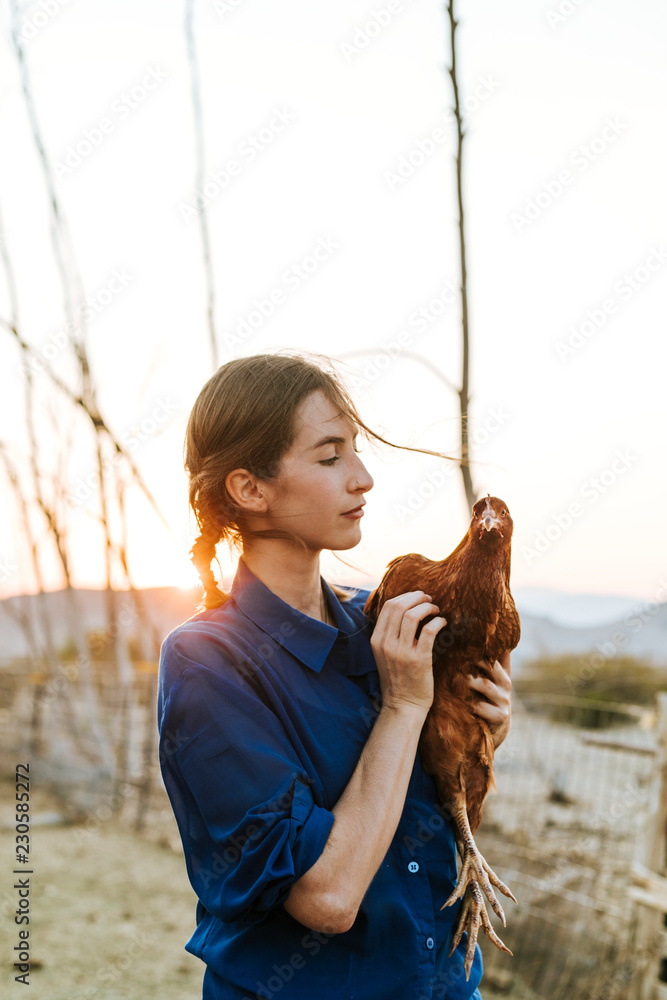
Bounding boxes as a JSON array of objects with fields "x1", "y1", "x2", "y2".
[{"x1": 341, "y1": 504, "x2": 365, "y2": 519}]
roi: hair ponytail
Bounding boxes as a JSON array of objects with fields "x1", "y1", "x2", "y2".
[{"x1": 189, "y1": 527, "x2": 229, "y2": 611}]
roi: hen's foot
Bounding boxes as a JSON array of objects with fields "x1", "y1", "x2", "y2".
[
  {"x1": 448, "y1": 880, "x2": 513, "y2": 980},
  {"x1": 442, "y1": 835, "x2": 516, "y2": 925}
]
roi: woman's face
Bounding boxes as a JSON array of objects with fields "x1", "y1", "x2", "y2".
[{"x1": 262, "y1": 389, "x2": 374, "y2": 552}]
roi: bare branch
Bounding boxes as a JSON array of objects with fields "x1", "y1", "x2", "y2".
[
  {"x1": 185, "y1": 0, "x2": 219, "y2": 370},
  {"x1": 341, "y1": 347, "x2": 459, "y2": 395},
  {"x1": 9, "y1": 0, "x2": 87, "y2": 348},
  {"x1": 446, "y1": 0, "x2": 476, "y2": 510}
]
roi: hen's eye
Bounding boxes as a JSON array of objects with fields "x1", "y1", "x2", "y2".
[{"x1": 319, "y1": 456, "x2": 339, "y2": 466}]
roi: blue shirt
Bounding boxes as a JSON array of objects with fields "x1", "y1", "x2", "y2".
[{"x1": 157, "y1": 557, "x2": 482, "y2": 999}]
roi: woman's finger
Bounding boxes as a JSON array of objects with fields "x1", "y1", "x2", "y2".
[
  {"x1": 372, "y1": 592, "x2": 440, "y2": 648},
  {"x1": 474, "y1": 653, "x2": 512, "y2": 687},
  {"x1": 396, "y1": 602, "x2": 445, "y2": 647},
  {"x1": 468, "y1": 672, "x2": 511, "y2": 708},
  {"x1": 471, "y1": 697, "x2": 507, "y2": 727},
  {"x1": 498, "y1": 648, "x2": 512, "y2": 676},
  {"x1": 487, "y1": 658, "x2": 512, "y2": 690},
  {"x1": 372, "y1": 591, "x2": 432, "y2": 633}
]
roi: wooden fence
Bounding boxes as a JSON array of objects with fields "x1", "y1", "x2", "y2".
[
  {"x1": 1, "y1": 662, "x2": 667, "y2": 997},
  {"x1": 629, "y1": 692, "x2": 667, "y2": 1000},
  {"x1": 478, "y1": 693, "x2": 667, "y2": 999}
]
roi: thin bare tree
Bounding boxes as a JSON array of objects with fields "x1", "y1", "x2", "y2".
[
  {"x1": 185, "y1": 0, "x2": 219, "y2": 370},
  {"x1": 1, "y1": 5, "x2": 171, "y2": 806},
  {"x1": 446, "y1": 0, "x2": 476, "y2": 510}
]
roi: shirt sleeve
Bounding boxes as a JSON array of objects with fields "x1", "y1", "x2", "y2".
[{"x1": 158, "y1": 631, "x2": 335, "y2": 926}]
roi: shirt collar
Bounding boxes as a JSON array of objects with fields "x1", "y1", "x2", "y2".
[{"x1": 230, "y1": 557, "x2": 363, "y2": 673}]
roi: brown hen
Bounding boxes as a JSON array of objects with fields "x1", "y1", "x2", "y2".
[{"x1": 364, "y1": 495, "x2": 521, "y2": 977}]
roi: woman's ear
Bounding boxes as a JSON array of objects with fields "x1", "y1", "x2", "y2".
[{"x1": 225, "y1": 469, "x2": 268, "y2": 513}]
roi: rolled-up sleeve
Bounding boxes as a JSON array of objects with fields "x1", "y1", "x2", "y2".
[{"x1": 158, "y1": 636, "x2": 335, "y2": 926}]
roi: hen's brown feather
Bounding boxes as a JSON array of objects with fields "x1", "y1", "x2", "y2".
[{"x1": 364, "y1": 496, "x2": 520, "y2": 834}]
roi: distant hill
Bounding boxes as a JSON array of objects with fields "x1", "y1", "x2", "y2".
[
  {"x1": 0, "y1": 587, "x2": 201, "y2": 663},
  {"x1": 511, "y1": 587, "x2": 655, "y2": 629},
  {"x1": 0, "y1": 585, "x2": 665, "y2": 670},
  {"x1": 511, "y1": 603, "x2": 667, "y2": 668}
]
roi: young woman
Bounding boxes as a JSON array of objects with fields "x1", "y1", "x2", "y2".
[{"x1": 157, "y1": 353, "x2": 512, "y2": 1000}]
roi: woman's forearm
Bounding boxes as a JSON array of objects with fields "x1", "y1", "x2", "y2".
[
  {"x1": 284, "y1": 591, "x2": 443, "y2": 934},
  {"x1": 283, "y1": 701, "x2": 427, "y2": 934}
]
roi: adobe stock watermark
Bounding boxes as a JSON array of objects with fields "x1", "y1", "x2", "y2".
[
  {"x1": 521, "y1": 448, "x2": 638, "y2": 565},
  {"x1": 16, "y1": 0, "x2": 73, "y2": 41},
  {"x1": 511, "y1": 117, "x2": 628, "y2": 234},
  {"x1": 179, "y1": 107, "x2": 296, "y2": 223},
  {"x1": 384, "y1": 76, "x2": 501, "y2": 192},
  {"x1": 0, "y1": 556, "x2": 17, "y2": 583},
  {"x1": 555, "y1": 246, "x2": 667, "y2": 362},
  {"x1": 19, "y1": 268, "x2": 134, "y2": 375},
  {"x1": 393, "y1": 406, "x2": 511, "y2": 524},
  {"x1": 53, "y1": 68, "x2": 168, "y2": 178},
  {"x1": 564, "y1": 579, "x2": 667, "y2": 695},
  {"x1": 68, "y1": 396, "x2": 182, "y2": 505},
  {"x1": 194, "y1": 775, "x2": 313, "y2": 892},
  {"x1": 241, "y1": 930, "x2": 334, "y2": 1000},
  {"x1": 71, "y1": 774, "x2": 140, "y2": 848},
  {"x1": 537, "y1": 779, "x2": 646, "y2": 894},
  {"x1": 213, "y1": 0, "x2": 248, "y2": 16},
  {"x1": 223, "y1": 236, "x2": 339, "y2": 354},
  {"x1": 545, "y1": 0, "x2": 589, "y2": 29},
  {"x1": 339, "y1": 1, "x2": 405, "y2": 64},
  {"x1": 345, "y1": 279, "x2": 457, "y2": 402},
  {"x1": 36, "y1": 598, "x2": 139, "y2": 709},
  {"x1": 70, "y1": 931, "x2": 155, "y2": 1000}
]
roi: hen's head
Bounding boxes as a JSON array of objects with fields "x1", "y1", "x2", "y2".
[{"x1": 468, "y1": 495, "x2": 513, "y2": 552}]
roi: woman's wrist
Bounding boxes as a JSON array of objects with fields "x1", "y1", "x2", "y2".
[{"x1": 379, "y1": 699, "x2": 430, "y2": 725}]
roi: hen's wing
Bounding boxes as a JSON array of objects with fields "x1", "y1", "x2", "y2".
[{"x1": 364, "y1": 553, "x2": 434, "y2": 621}]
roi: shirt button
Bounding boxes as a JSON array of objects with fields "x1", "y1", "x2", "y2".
[
  {"x1": 407, "y1": 861, "x2": 419, "y2": 873},
  {"x1": 426, "y1": 937, "x2": 435, "y2": 950}
]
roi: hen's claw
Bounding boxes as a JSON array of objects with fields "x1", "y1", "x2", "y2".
[
  {"x1": 448, "y1": 881, "x2": 513, "y2": 980},
  {"x1": 442, "y1": 811, "x2": 516, "y2": 979},
  {"x1": 442, "y1": 835, "x2": 516, "y2": 924}
]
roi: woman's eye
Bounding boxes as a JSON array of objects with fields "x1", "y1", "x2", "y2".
[{"x1": 320, "y1": 456, "x2": 340, "y2": 466}]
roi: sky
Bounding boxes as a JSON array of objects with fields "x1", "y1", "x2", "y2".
[{"x1": 0, "y1": 0, "x2": 666, "y2": 604}]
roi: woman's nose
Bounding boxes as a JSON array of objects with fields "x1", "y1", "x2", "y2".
[{"x1": 354, "y1": 457, "x2": 374, "y2": 492}]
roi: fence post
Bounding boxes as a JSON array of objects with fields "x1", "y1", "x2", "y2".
[
  {"x1": 634, "y1": 693, "x2": 667, "y2": 1000},
  {"x1": 134, "y1": 670, "x2": 158, "y2": 832}
]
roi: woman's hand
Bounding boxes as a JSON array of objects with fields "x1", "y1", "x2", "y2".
[
  {"x1": 370, "y1": 592, "x2": 446, "y2": 715},
  {"x1": 467, "y1": 649, "x2": 512, "y2": 748}
]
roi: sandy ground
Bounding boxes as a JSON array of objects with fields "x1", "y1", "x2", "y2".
[
  {"x1": 0, "y1": 779, "x2": 204, "y2": 1000},
  {"x1": 1, "y1": 705, "x2": 655, "y2": 1000},
  {"x1": 0, "y1": 777, "x2": 527, "y2": 1000}
]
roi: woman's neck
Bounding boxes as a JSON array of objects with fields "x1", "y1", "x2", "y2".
[{"x1": 240, "y1": 539, "x2": 326, "y2": 621}]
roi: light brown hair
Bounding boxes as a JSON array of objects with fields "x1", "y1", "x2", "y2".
[{"x1": 185, "y1": 351, "x2": 452, "y2": 610}]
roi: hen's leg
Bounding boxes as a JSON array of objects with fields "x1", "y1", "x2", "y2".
[
  {"x1": 444, "y1": 791, "x2": 516, "y2": 978},
  {"x1": 445, "y1": 793, "x2": 516, "y2": 918}
]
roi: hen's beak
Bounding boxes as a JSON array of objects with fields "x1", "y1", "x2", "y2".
[{"x1": 481, "y1": 504, "x2": 502, "y2": 534}]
